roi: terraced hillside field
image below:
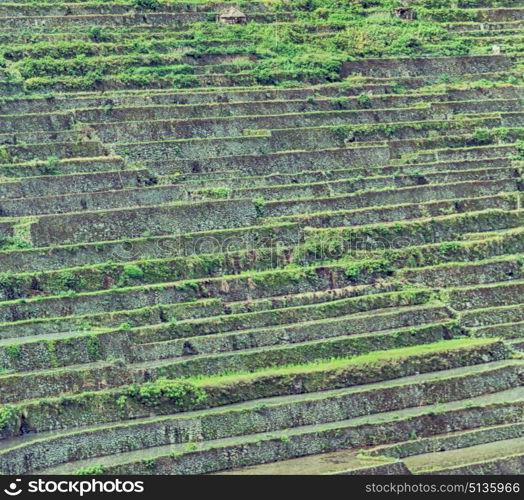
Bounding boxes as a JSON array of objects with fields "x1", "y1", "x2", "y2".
[{"x1": 0, "y1": 0, "x2": 523, "y2": 476}]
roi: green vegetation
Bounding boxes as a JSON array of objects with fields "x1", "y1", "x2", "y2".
[
  {"x1": 76, "y1": 465, "x2": 107, "y2": 475},
  {"x1": 122, "y1": 264, "x2": 145, "y2": 280},
  {"x1": 1, "y1": 0, "x2": 511, "y2": 91},
  {"x1": 185, "y1": 337, "x2": 498, "y2": 386},
  {"x1": 122, "y1": 379, "x2": 208, "y2": 410},
  {"x1": 133, "y1": 0, "x2": 160, "y2": 10},
  {"x1": 0, "y1": 0, "x2": 522, "y2": 478},
  {"x1": 0, "y1": 405, "x2": 17, "y2": 433},
  {"x1": 0, "y1": 146, "x2": 10, "y2": 164}
]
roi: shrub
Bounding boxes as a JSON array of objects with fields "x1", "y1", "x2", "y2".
[
  {"x1": 0, "y1": 146, "x2": 10, "y2": 164},
  {"x1": 88, "y1": 26, "x2": 112, "y2": 43},
  {"x1": 357, "y1": 93, "x2": 372, "y2": 108},
  {"x1": 253, "y1": 198, "x2": 267, "y2": 217},
  {"x1": 345, "y1": 259, "x2": 394, "y2": 282},
  {"x1": 0, "y1": 405, "x2": 17, "y2": 434},
  {"x1": 76, "y1": 465, "x2": 106, "y2": 475},
  {"x1": 332, "y1": 125, "x2": 353, "y2": 143},
  {"x1": 472, "y1": 128, "x2": 491, "y2": 145},
  {"x1": 133, "y1": 0, "x2": 159, "y2": 10},
  {"x1": 122, "y1": 264, "x2": 144, "y2": 280},
  {"x1": 515, "y1": 140, "x2": 524, "y2": 160},
  {"x1": 172, "y1": 74, "x2": 200, "y2": 88},
  {"x1": 44, "y1": 156, "x2": 60, "y2": 175},
  {"x1": 125, "y1": 379, "x2": 208, "y2": 410}
]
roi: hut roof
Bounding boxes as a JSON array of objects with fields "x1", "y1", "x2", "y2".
[{"x1": 220, "y1": 6, "x2": 247, "y2": 18}]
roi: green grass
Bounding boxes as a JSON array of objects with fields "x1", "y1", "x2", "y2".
[
  {"x1": 185, "y1": 337, "x2": 499, "y2": 387},
  {"x1": 1, "y1": 0, "x2": 502, "y2": 91}
]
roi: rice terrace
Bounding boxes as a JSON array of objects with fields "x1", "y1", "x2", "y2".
[{"x1": 0, "y1": 0, "x2": 523, "y2": 477}]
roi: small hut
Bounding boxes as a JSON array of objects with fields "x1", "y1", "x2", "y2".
[
  {"x1": 393, "y1": 7, "x2": 417, "y2": 20},
  {"x1": 219, "y1": 7, "x2": 247, "y2": 25},
  {"x1": 393, "y1": 0, "x2": 416, "y2": 20}
]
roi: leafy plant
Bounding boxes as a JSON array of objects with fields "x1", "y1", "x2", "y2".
[
  {"x1": 122, "y1": 264, "x2": 144, "y2": 280},
  {"x1": 133, "y1": 0, "x2": 159, "y2": 10},
  {"x1": 0, "y1": 405, "x2": 17, "y2": 433},
  {"x1": 76, "y1": 465, "x2": 106, "y2": 475},
  {"x1": 125, "y1": 379, "x2": 208, "y2": 410},
  {"x1": 0, "y1": 146, "x2": 10, "y2": 164},
  {"x1": 88, "y1": 26, "x2": 112, "y2": 43},
  {"x1": 357, "y1": 93, "x2": 372, "y2": 108}
]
